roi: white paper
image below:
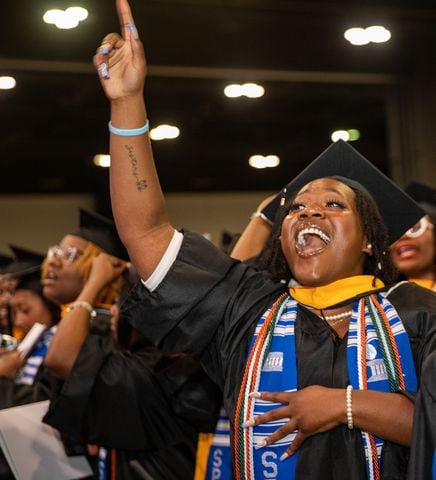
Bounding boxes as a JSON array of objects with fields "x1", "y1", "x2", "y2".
[
  {"x1": 0, "y1": 401, "x2": 92, "y2": 480},
  {"x1": 17, "y1": 323, "x2": 47, "y2": 358}
]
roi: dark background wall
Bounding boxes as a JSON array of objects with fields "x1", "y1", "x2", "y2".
[{"x1": 1, "y1": 0, "x2": 435, "y2": 250}]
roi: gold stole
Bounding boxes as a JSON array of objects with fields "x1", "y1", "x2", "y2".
[{"x1": 289, "y1": 275, "x2": 385, "y2": 309}]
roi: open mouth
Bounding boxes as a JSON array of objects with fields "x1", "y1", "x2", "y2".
[
  {"x1": 295, "y1": 224, "x2": 331, "y2": 257},
  {"x1": 42, "y1": 270, "x2": 58, "y2": 285},
  {"x1": 395, "y1": 244, "x2": 418, "y2": 260}
]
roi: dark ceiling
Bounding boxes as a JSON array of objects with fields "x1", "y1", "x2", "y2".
[{"x1": 1, "y1": 0, "x2": 436, "y2": 203}]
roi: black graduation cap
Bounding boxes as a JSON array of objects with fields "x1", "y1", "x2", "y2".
[
  {"x1": 14, "y1": 269, "x2": 43, "y2": 295},
  {"x1": 13, "y1": 264, "x2": 61, "y2": 321},
  {"x1": 74, "y1": 209, "x2": 129, "y2": 261},
  {"x1": 404, "y1": 181, "x2": 436, "y2": 221},
  {"x1": 0, "y1": 254, "x2": 13, "y2": 274},
  {"x1": 261, "y1": 140, "x2": 425, "y2": 244},
  {"x1": 4, "y1": 245, "x2": 45, "y2": 277}
]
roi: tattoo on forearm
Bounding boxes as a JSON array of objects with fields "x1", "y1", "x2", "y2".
[{"x1": 124, "y1": 144, "x2": 148, "y2": 191}]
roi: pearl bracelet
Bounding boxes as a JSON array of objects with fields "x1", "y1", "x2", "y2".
[
  {"x1": 66, "y1": 300, "x2": 96, "y2": 318},
  {"x1": 108, "y1": 120, "x2": 150, "y2": 137},
  {"x1": 346, "y1": 384, "x2": 354, "y2": 429}
]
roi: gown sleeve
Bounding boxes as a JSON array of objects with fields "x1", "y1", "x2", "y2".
[
  {"x1": 43, "y1": 331, "x2": 221, "y2": 451},
  {"x1": 0, "y1": 364, "x2": 54, "y2": 410},
  {"x1": 121, "y1": 230, "x2": 284, "y2": 416},
  {"x1": 122, "y1": 231, "x2": 282, "y2": 357},
  {"x1": 0, "y1": 379, "x2": 35, "y2": 409}
]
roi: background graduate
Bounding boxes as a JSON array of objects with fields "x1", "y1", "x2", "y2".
[
  {"x1": 43, "y1": 209, "x2": 220, "y2": 479},
  {"x1": 390, "y1": 181, "x2": 435, "y2": 292}
]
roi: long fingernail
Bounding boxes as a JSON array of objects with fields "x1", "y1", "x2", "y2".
[
  {"x1": 280, "y1": 452, "x2": 289, "y2": 461},
  {"x1": 128, "y1": 22, "x2": 139, "y2": 40},
  {"x1": 241, "y1": 418, "x2": 255, "y2": 428},
  {"x1": 99, "y1": 45, "x2": 112, "y2": 55},
  {"x1": 98, "y1": 63, "x2": 110, "y2": 79},
  {"x1": 248, "y1": 391, "x2": 261, "y2": 399},
  {"x1": 254, "y1": 440, "x2": 267, "y2": 450}
]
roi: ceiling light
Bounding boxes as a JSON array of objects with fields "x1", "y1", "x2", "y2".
[
  {"x1": 56, "y1": 15, "x2": 80, "y2": 29},
  {"x1": 365, "y1": 26, "x2": 391, "y2": 43},
  {"x1": 347, "y1": 129, "x2": 361, "y2": 141},
  {"x1": 248, "y1": 154, "x2": 280, "y2": 169},
  {"x1": 43, "y1": 9, "x2": 64, "y2": 24},
  {"x1": 331, "y1": 129, "x2": 360, "y2": 142},
  {"x1": 331, "y1": 130, "x2": 350, "y2": 142},
  {"x1": 0, "y1": 76, "x2": 16, "y2": 90},
  {"x1": 224, "y1": 83, "x2": 264, "y2": 98},
  {"x1": 65, "y1": 7, "x2": 88, "y2": 22},
  {"x1": 93, "y1": 154, "x2": 110, "y2": 168},
  {"x1": 224, "y1": 84, "x2": 243, "y2": 98},
  {"x1": 43, "y1": 7, "x2": 88, "y2": 29},
  {"x1": 344, "y1": 25, "x2": 391, "y2": 46},
  {"x1": 241, "y1": 83, "x2": 264, "y2": 98},
  {"x1": 344, "y1": 27, "x2": 370, "y2": 46},
  {"x1": 149, "y1": 124, "x2": 180, "y2": 141}
]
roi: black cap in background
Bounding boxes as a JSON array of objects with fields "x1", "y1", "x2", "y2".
[
  {"x1": 404, "y1": 181, "x2": 436, "y2": 222},
  {"x1": 13, "y1": 263, "x2": 61, "y2": 322},
  {"x1": 73, "y1": 209, "x2": 129, "y2": 261},
  {"x1": 0, "y1": 254, "x2": 13, "y2": 274},
  {"x1": 4, "y1": 245, "x2": 45, "y2": 277},
  {"x1": 14, "y1": 270, "x2": 43, "y2": 295}
]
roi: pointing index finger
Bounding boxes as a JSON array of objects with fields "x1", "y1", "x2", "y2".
[{"x1": 116, "y1": 0, "x2": 136, "y2": 40}]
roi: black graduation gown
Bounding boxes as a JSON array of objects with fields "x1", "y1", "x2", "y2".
[
  {"x1": 0, "y1": 364, "x2": 54, "y2": 410},
  {"x1": 407, "y1": 350, "x2": 436, "y2": 479},
  {"x1": 43, "y1": 329, "x2": 221, "y2": 480},
  {"x1": 122, "y1": 231, "x2": 436, "y2": 480}
]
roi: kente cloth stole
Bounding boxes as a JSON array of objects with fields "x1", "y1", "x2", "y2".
[
  {"x1": 234, "y1": 292, "x2": 417, "y2": 480},
  {"x1": 15, "y1": 326, "x2": 57, "y2": 386},
  {"x1": 98, "y1": 447, "x2": 107, "y2": 480},
  {"x1": 98, "y1": 447, "x2": 116, "y2": 480},
  {"x1": 205, "y1": 408, "x2": 233, "y2": 480}
]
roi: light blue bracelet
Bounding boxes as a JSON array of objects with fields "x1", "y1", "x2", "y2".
[{"x1": 108, "y1": 120, "x2": 150, "y2": 136}]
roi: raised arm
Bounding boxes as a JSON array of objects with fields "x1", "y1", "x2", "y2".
[
  {"x1": 229, "y1": 194, "x2": 275, "y2": 261},
  {"x1": 93, "y1": 0, "x2": 173, "y2": 279},
  {"x1": 45, "y1": 254, "x2": 126, "y2": 379}
]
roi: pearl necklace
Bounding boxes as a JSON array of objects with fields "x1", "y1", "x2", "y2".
[{"x1": 323, "y1": 309, "x2": 353, "y2": 326}]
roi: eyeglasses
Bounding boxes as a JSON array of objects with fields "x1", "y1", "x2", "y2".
[
  {"x1": 47, "y1": 245, "x2": 83, "y2": 263},
  {"x1": 404, "y1": 216, "x2": 434, "y2": 239}
]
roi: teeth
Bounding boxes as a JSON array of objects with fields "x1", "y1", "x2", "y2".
[
  {"x1": 398, "y1": 246, "x2": 414, "y2": 254},
  {"x1": 296, "y1": 226, "x2": 331, "y2": 246}
]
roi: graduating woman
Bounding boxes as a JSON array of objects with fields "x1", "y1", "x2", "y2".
[{"x1": 94, "y1": 1, "x2": 436, "y2": 478}]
